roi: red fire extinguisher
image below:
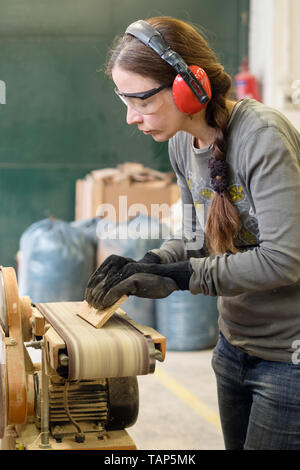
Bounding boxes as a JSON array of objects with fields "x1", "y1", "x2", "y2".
[{"x1": 235, "y1": 57, "x2": 261, "y2": 102}]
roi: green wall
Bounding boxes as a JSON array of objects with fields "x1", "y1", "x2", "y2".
[{"x1": 0, "y1": 0, "x2": 249, "y2": 267}]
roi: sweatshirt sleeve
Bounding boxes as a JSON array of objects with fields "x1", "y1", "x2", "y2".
[
  {"x1": 151, "y1": 136, "x2": 206, "y2": 263},
  {"x1": 189, "y1": 125, "x2": 300, "y2": 296}
]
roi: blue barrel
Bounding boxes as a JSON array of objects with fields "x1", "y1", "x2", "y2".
[
  {"x1": 121, "y1": 296, "x2": 156, "y2": 329},
  {"x1": 155, "y1": 291, "x2": 219, "y2": 351}
]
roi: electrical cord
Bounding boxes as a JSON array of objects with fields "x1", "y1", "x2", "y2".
[{"x1": 63, "y1": 381, "x2": 85, "y2": 443}]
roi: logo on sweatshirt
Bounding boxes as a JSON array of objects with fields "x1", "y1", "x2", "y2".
[
  {"x1": 198, "y1": 187, "x2": 214, "y2": 201},
  {"x1": 229, "y1": 184, "x2": 245, "y2": 203}
]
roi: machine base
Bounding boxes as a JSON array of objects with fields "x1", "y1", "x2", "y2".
[{"x1": 1, "y1": 424, "x2": 137, "y2": 450}]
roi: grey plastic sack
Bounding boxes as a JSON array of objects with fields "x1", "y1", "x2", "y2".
[{"x1": 18, "y1": 218, "x2": 96, "y2": 302}]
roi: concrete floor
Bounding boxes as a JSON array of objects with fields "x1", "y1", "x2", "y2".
[{"x1": 129, "y1": 349, "x2": 225, "y2": 450}]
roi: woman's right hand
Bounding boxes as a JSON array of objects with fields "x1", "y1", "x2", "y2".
[{"x1": 85, "y1": 251, "x2": 162, "y2": 306}]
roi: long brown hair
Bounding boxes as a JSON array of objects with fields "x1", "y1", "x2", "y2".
[{"x1": 105, "y1": 16, "x2": 240, "y2": 255}]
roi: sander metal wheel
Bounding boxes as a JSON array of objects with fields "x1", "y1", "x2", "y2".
[
  {"x1": 0, "y1": 271, "x2": 8, "y2": 336},
  {"x1": 0, "y1": 267, "x2": 27, "y2": 425},
  {"x1": 0, "y1": 325, "x2": 7, "y2": 439}
]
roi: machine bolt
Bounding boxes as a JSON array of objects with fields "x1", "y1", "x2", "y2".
[
  {"x1": 75, "y1": 433, "x2": 85, "y2": 443},
  {"x1": 8, "y1": 338, "x2": 17, "y2": 346}
]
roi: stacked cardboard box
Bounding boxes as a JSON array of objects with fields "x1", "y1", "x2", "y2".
[{"x1": 75, "y1": 162, "x2": 180, "y2": 222}]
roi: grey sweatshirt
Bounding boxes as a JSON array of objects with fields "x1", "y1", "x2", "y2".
[{"x1": 153, "y1": 98, "x2": 300, "y2": 362}]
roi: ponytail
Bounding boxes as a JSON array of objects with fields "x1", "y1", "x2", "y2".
[{"x1": 205, "y1": 98, "x2": 240, "y2": 254}]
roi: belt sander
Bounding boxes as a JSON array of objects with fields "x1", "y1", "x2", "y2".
[{"x1": 0, "y1": 266, "x2": 165, "y2": 450}]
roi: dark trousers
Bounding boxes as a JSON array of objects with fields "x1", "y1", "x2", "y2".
[{"x1": 212, "y1": 332, "x2": 300, "y2": 450}]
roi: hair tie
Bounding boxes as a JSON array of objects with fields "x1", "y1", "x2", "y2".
[{"x1": 208, "y1": 157, "x2": 229, "y2": 194}]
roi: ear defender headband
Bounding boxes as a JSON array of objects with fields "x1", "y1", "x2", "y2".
[{"x1": 125, "y1": 20, "x2": 212, "y2": 114}]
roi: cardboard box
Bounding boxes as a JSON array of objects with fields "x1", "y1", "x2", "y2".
[{"x1": 75, "y1": 164, "x2": 180, "y2": 223}]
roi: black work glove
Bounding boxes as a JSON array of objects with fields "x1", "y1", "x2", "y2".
[
  {"x1": 87, "y1": 261, "x2": 192, "y2": 309},
  {"x1": 85, "y1": 255, "x2": 134, "y2": 304},
  {"x1": 137, "y1": 251, "x2": 161, "y2": 264},
  {"x1": 85, "y1": 252, "x2": 161, "y2": 305},
  {"x1": 119, "y1": 261, "x2": 192, "y2": 290},
  {"x1": 97, "y1": 273, "x2": 179, "y2": 309}
]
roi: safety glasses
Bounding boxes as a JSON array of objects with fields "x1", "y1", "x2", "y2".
[{"x1": 114, "y1": 83, "x2": 172, "y2": 114}]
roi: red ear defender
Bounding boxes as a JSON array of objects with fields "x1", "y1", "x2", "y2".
[{"x1": 172, "y1": 65, "x2": 212, "y2": 114}]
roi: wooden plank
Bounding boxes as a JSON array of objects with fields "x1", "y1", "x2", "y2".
[{"x1": 76, "y1": 296, "x2": 127, "y2": 328}]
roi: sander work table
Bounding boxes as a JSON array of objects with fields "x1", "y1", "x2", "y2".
[{"x1": 0, "y1": 266, "x2": 165, "y2": 450}]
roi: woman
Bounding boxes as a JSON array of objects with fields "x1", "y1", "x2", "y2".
[{"x1": 86, "y1": 17, "x2": 300, "y2": 450}]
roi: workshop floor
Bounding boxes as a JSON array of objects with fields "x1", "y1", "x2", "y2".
[{"x1": 129, "y1": 348, "x2": 225, "y2": 450}]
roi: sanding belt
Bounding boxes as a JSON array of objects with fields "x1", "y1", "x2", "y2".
[{"x1": 36, "y1": 302, "x2": 155, "y2": 381}]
